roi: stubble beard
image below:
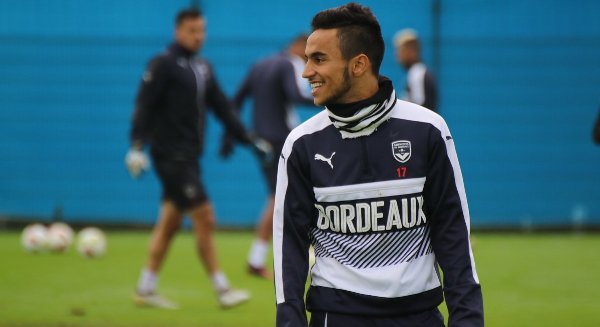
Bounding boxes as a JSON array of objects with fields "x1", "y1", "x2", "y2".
[{"x1": 322, "y1": 65, "x2": 352, "y2": 107}]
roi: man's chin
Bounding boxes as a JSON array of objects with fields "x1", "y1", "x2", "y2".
[
  {"x1": 184, "y1": 44, "x2": 202, "y2": 53},
  {"x1": 320, "y1": 97, "x2": 339, "y2": 108}
]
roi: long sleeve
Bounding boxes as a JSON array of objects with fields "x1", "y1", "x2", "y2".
[
  {"x1": 424, "y1": 122, "x2": 484, "y2": 326},
  {"x1": 130, "y1": 57, "x2": 168, "y2": 146},
  {"x1": 205, "y1": 64, "x2": 251, "y2": 144},
  {"x1": 233, "y1": 68, "x2": 253, "y2": 112},
  {"x1": 273, "y1": 138, "x2": 314, "y2": 327}
]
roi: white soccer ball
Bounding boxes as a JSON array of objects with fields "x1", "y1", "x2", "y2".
[
  {"x1": 77, "y1": 227, "x2": 107, "y2": 258},
  {"x1": 47, "y1": 222, "x2": 74, "y2": 253},
  {"x1": 21, "y1": 223, "x2": 49, "y2": 253}
]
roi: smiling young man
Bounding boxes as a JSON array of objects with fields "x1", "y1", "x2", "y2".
[{"x1": 273, "y1": 3, "x2": 483, "y2": 326}]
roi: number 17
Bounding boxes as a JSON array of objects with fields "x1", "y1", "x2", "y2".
[{"x1": 396, "y1": 167, "x2": 407, "y2": 178}]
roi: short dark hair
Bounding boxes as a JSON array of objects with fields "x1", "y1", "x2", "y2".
[
  {"x1": 176, "y1": 8, "x2": 203, "y2": 26},
  {"x1": 311, "y1": 2, "x2": 384, "y2": 75}
]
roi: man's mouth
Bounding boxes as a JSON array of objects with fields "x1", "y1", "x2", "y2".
[
  {"x1": 310, "y1": 81, "x2": 324, "y2": 94},
  {"x1": 311, "y1": 81, "x2": 324, "y2": 88}
]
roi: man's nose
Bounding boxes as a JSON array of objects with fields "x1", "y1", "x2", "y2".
[{"x1": 302, "y1": 63, "x2": 314, "y2": 79}]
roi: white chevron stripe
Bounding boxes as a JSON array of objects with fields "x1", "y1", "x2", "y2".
[{"x1": 310, "y1": 227, "x2": 432, "y2": 269}]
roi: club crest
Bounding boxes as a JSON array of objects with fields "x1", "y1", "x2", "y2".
[{"x1": 392, "y1": 140, "x2": 411, "y2": 163}]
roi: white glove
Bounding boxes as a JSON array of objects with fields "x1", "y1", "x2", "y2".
[
  {"x1": 249, "y1": 135, "x2": 274, "y2": 167},
  {"x1": 125, "y1": 148, "x2": 149, "y2": 179}
]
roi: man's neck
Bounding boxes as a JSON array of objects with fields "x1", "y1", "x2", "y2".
[
  {"x1": 348, "y1": 74, "x2": 379, "y2": 103},
  {"x1": 326, "y1": 76, "x2": 392, "y2": 117}
]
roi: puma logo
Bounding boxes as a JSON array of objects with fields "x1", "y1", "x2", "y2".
[{"x1": 314, "y1": 152, "x2": 336, "y2": 169}]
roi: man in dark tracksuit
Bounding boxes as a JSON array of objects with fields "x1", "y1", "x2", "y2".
[
  {"x1": 126, "y1": 8, "x2": 269, "y2": 309},
  {"x1": 221, "y1": 35, "x2": 315, "y2": 279},
  {"x1": 394, "y1": 28, "x2": 439, "y2": 113},
  {"x1": 273, "y1": 3, "x2": 483, "y2": 326}
]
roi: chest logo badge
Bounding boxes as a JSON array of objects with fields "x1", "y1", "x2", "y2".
[
  {"x1": 392, "y1": 140, "x2": 411, "y2": 163},
  {"x1": 315, "y1": 152, "x2": 336, "y2": 169}
]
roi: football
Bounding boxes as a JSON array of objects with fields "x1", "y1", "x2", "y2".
[
  {"x1": 47, "y1": 222, "x2": 74, "y2": 253},
  {"x1": 76, "y1": 227, "x2": 107, "y2": 258},
  {"x1": 21, "y1": 223, "x2": 49, "y2": 253}
]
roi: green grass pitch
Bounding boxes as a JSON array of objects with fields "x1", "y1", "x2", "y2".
[{"x1": 1, "y1": 230, "x2": 599, "y2": 326}]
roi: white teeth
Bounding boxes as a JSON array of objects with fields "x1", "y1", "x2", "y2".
[{"x1": 310, "y1": 82, "x2": 323, "y2": 89}]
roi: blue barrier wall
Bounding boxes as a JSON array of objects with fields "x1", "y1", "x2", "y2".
[
  {"x1": 441, "y1": 1, "x2": 600, "y2": 228},
  {"x1": 0, "y1": 0, "x2": 599, "y2": 228}
]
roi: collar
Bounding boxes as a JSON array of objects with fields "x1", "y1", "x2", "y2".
[
  {"x1": 169, "y1": 42, "x2": 196, "y2": 58},
  {"x1": 326, "y1": 77, "x2": 394, "y2": 118},
  {"x1": 325, "y1": 77, "x2": 397, "y2": 139}
]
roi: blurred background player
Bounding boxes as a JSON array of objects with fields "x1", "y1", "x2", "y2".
[
  {"x1": 125, "y1": 8, "x2": 272, "y2": 309},
  {"x1": 219, "y1": 35, "x2": 315, "y2": 279},
  {"x1": 393, "y1": 28, "x2": 438, "y2": 112}
]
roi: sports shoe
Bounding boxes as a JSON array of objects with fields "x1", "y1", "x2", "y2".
[
  {"x1": 247, "y1": 264, "x2": 273, "y2": 280},
  {"x1": 218, "y1": 289, "x2": 251, "y2": 309},
  {"x1": 133, "y1": 291, "x2": 179, "y2": 310}
]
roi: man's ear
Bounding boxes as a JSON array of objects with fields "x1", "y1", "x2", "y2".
[{"x1": 350, "y1": 54, "x2": 371, "y2": 77}]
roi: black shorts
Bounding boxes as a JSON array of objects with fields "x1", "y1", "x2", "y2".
[
  {"x1": 261, "y1": 140, "x2": 284, "y2": 194},
  {"x1": 309, "y1": 308, "x2": 445, "y2": 327},
  {"x1": 153, "y1": 158, "x2": 208, "y2": 210}
]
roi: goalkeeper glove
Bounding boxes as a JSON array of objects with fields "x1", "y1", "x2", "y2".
[
  {"x1": 125, "y1": 148, "x2": 149, "y2": 179},
  {"x1": 249, "y1": 135, "x2": 274, "y2": 167}
]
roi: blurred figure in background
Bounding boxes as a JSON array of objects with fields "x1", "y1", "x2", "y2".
[
  {"x1": 125, "y1": 8, "x2": 272, "y2": 309},
  {"x1": 394, "y1": 28, "x2": 438, "y2": 112},
  {"x1": 220, "y1": 34, "x2": 316, "y2": 279}
]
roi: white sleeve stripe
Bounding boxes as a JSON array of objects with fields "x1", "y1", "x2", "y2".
[
  {"x1": 273, "y1": 145, "x2": 289, "y2": 304},
  {"x1": 441, "y1": 123, "x2": 480, "y2": 284},
  {"x1": 273, "y1": 111, "x2": 332, "y2": 304},
  {"x1": 391, "y1": 101, "x2": 479, "y2": 283}
]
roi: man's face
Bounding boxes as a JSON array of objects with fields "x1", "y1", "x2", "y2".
[
  {"x1": 175, "y1": 17, "x2": 205, "y2": 53},
  {"x1": 302, "y1": 29, "x2": 352, "y2": 106},
  {"x1": 395, "y1": 43, "x2": 414, "y2": 68}
]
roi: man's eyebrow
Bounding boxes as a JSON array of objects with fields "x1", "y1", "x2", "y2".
[{"x1": 306, "y1": 51, "x2": 327, "y2": 59}]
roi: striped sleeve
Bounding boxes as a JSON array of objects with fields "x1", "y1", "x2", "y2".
[
  {"x1": 423, "y1": 119, "x2": 484, "y2": 326},
  {"x1": 273, "y1": 113, "x2": 331, "y2": 327},
  {"x1": 273, "y1": 135, "x2": 312, "y2": 327}
]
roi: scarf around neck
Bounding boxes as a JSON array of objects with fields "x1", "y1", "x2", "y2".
[{"x1": 325, "y1": 77, "x2": 397, "y2": 139}]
